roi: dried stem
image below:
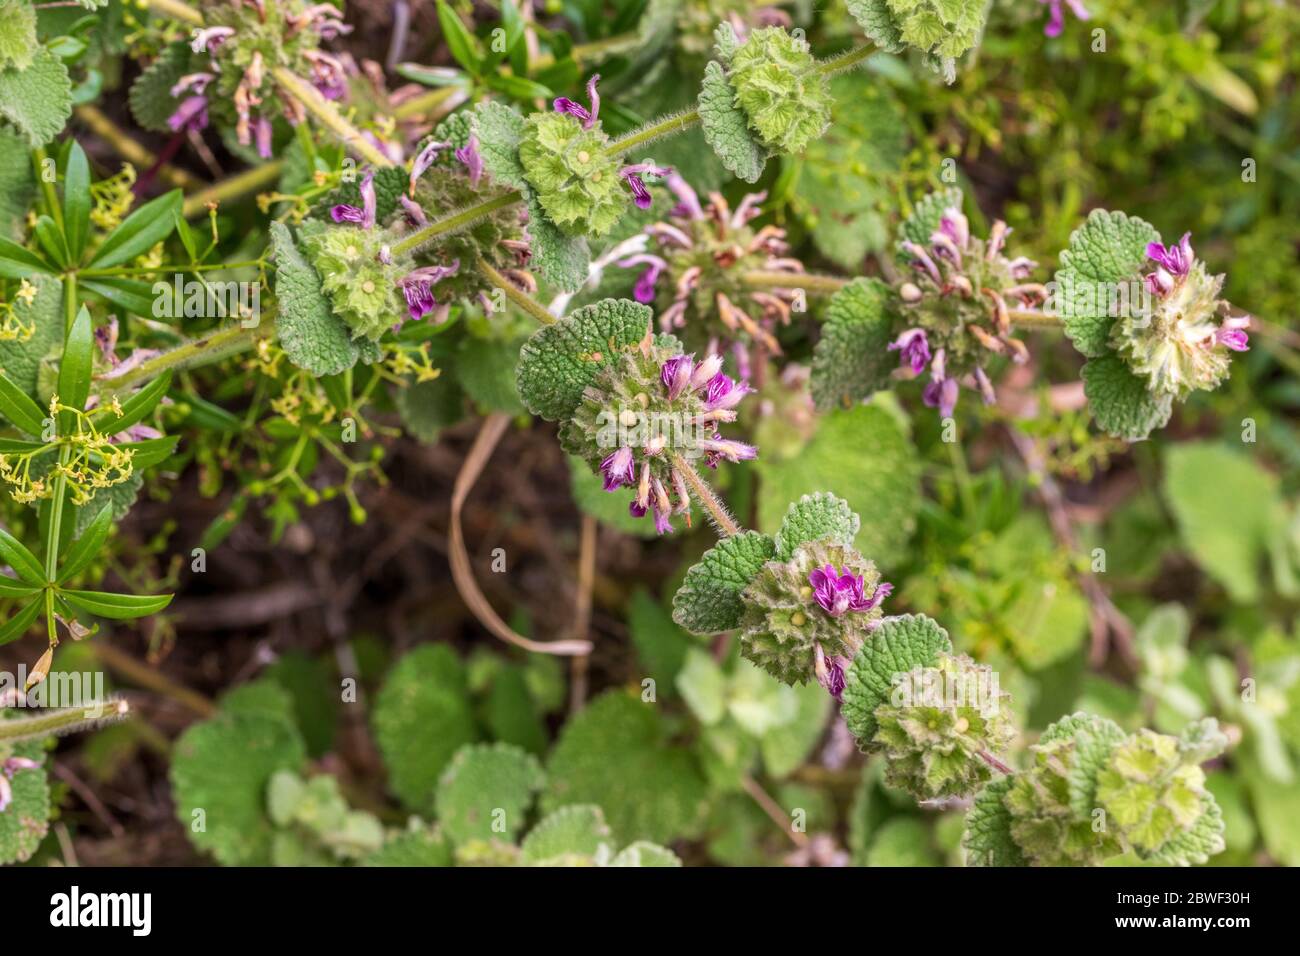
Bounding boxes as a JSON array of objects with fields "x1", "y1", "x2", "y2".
[
  {"x1": 741, "y1": 774, "x2": 808, "y2": 848},
  {"x1": 449, "y1": 413, "x2": 593, "y2": 657},
  {"x1": 88, "y1": 643, "x2": 216, "y2": 718},
  {"x1": 568, "y1": 516, "x2": 598, "y2": 714}
]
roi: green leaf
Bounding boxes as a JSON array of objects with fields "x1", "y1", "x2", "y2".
[
  {"x1": 456, "y1": 335, "x2": 525, "y2": 414},
  {"x1": 61, "y1": 588, "x2": 173, "y2": 619},
  {"x1": 116, "y1": 434, "x2": 180, "y2": 471},
  {"x1": 362, "y1": 825, "x2": 454, "y2": 867},
  {"x1": 519, "y1": 804, "x2": 613, "y2": 865},
  {"x1": 0, "y1": 48, "x2": 73, "y2": 147},
  {"x1": 56, "y1": 504, "x2": 112, "y2": 583},
  {"x1": 845, "y1": 0, "x2": 907, "y2": 53},
  {"x1": 1065, "y1": 720, "x2": 1127, "y2": 819},
  {"x1": 0, "y1": 573, "x2": 39, "y2": 598},
  {"x1": 81, "y1": 277, "x2": 157, "y2": 316},
  {"x1": 57, "y1": 304, "x2": 93, "y2": 413},
  {"x1": 523, "y1": 192, "x2": 590, "y2": 292},
  {"x1": 471, "y1": 100, "x2": 529, "y2": 192},
  {"x1": 841, "y1": 614, "x2": 952, "y2": 745},
  {"x1": 1054, "y1": 209, "x2": 1160, "y2": 358},
  {"x1": 675, "y1": 648, "x2": 728, "y2": 725},
  {"x1": 86, "y1": 189, "x2": 181, "y2": 269},
  {"x1": 435, "y1": 742, "x2": 544, "y2": 845},
  {"x1": 760, "y1": 679, "x2": 833, "y2": 778},
  {"x1": 0, "y1": 598, "x2": 41, "y2": 646},
  {"x1": 0, "y1": 129, "x2": 35, "y2": 240},
  {"x1": 627, "y1": 588, "x2": 693, "y2": 688},
  {"x1": 484, "y1": 73, "x2": 552, "y2": 101},
  {"x1": 0, "y1": 3, "x2": 38, "y2": 71},
  {"x1": 756, "y1": 404, "x2": 921, "y2": 567},
  {"x1": 0, "y1": 235, "x2": 53, "y2": 278},
  {"x1": 1081, "y1": 353, "x2": 1172, "y2": 441},
  {"x1": 1163, "y1": 442, "x2": 1283, "y2": 602},
  {"x1": 63, "y1": 140, "x2": 90, "y2": 260},
  {"x1": 269, "y1": 221, "x2": 370, "y2": 376},
  {"x1": 371, "y1": 644, "x2": 478, "y2": 812},
  {"x1": 33, "y1": 215, "x2": 68, "y2": 267},
  {"x1": 72, "y1": 471, "x2": 143, "y2": 537},
  {"x1": 610, "y1": 841, "x2": 682, "y2": 867},
  {"x1": 543, "y1": 690, "x2": 708, "y2": 845},
  {"x1": 962, "y1": 776, "x2": 1026, "y2": 866},
  {"x1": 698, "y1": 60, "x2": 769, "y2": 184},
  {"x1": 0, "y1": 733, "x2": 47, "y2": 864},
  {"x1": 128, "y1": 41, "x2": 192, "y2": 132},
  {"x1": 1145, "y1": 793, "x2": 1226, "y2": 866},
  {"x1": 393, "y1": 373, "x2": 465, "y2": 443},
  {"x1": 671, "y1": 530, "x2": 776, "y2": 634},
  {"x1": 0, "y1": 523, "x2": 46, "y2": 584},
  {"x1": 170, "y1": 697, "x2": 307, "y2": 866},
  {"x1": 810, "y1": 277, "x2": 898, "y2": 410},
  {"x1": 0, "y1": 273, "x2": 61, "y2": 396},
  {"x1": 773, "y1": 492, "x2": 860, "y2": 561},
  {"x1": 95, "y1": 370, "x2": 172, "y2": 438},
  {"x1": 515, "y1": 297, "x2": 652, "y2": 420},
  {"x1": 436, "y1": 0, "x2": 482, "y2": 76},
  {"x1": 0, "y1": 370, "x2": 48, "y2": 435}
]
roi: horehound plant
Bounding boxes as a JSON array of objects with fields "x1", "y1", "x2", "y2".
[{"x1": 669, "y1": 491, "x2": 1229, "y2": 866}]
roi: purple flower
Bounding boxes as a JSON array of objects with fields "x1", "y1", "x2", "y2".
[
  {"x1": 699, "y1": 438, "x2": 757, "y2": 463},
  {"x1": 660, "y1": 354, "x2": 694, "y2": 399},
  {"x1": 937, "y1": 207, "x2": 970, "y2": 247},
  {"x1": 652, "y1": 505, "x2": 673, "y2": 535},
  {"x1": 1145, "y1": 268, "x2": 1174, "y2": 297},
  {"x1": 554, "y1": 74, "x2": 602, "y2": 129},
  {"x1": 399, "y1": 260, "x2": 460, "y2": 321},
  {"x1": 1146, "y1": 232, "x2": 1193, "y2": 277},
  {"x1": 255, "y1": 117, "x2": 273, "y2": 159},
  {"x1": 923, "y1": 376, "x2": 959, "y2": 419},
  {"x1": 409, "y1": 140, "x2": 451, "y2": 195},
  {"x1": 1217, "y1": 315, "x2": 1250, "y2": 352},
  {"x1": 703, "y1": 372, "x2": 750, "y2": 412},
  {"x1": 666, "y1": 172, "x2": 704, "y2": 220},
  {"x1": 889, "y1": 328, "x2": 931, "y2": 374},
  {"x1": 808, "y1": 565, "x2": 880, "y2": 617},
  {"x1": 600, "y1": 446, "x2": 636, "y2": 491},
  {"x1": 618, "y1": 254, "x2": 667, "y2": 304},
  {"x1": 1039, "y1": 0, "x2": 1090, "y2": 38},
  {"x1": 399, "y1": 194, "x2": 428, "y2": 227},
  {"x1": 331, "y1": 169, "x2": 377, "y2": 229},
  {"x1": 901, "y1": 240, "x2": 942, "y2": 285},
  {"x1": 455, "y1": 135, "x2": 484, "y2": 187},
  {"x1": 192, "y1": 26, "x2": 235, "y2": 53},
  {"x1": 620, "y1": 163, "x2": 672, "y2": 211},
  {"x1": 166, "y1": 96, "x2": 209, "y2": 133}
]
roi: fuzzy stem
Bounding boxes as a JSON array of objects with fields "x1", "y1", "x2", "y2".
[
  {"x1": 816, "y1": 41, "x2": 876, "y2": 77},
  {"x1": 181, "y1": 161, "x2": 286, "y2": 219},
  {"x1": 742, "y1": 270, "x2": 848, "y2": 294},
  {"x1": 390, "y1": 191, "x2": 523, "y2": 255},
  {"x1": 0, "y1": 700, "x2": 130, "y2": 743},
  {"x1": 604, "y1": 109, "x2": 701, "y2": 159},
  {"x1": 100, "y1": 322, "x2": 267, "y2": 393},
  {"x1": 271, "y1": 67, "x2": 393, "y2": 169},
  {"x1": 672, "y1": 453, "x2": 741, "y2": 537},
  {"x1": 1007, "y1": 309, "x2": 1064, "y2": 329},
  {"x1": 390, "y1": 86, "x2": 468, "y2": 122},
  {"x1": 475, "y1": 257, "x2": 554, "y2": 325},
  {"x1": 145, "y1": 0, "x2": 203, "y2": 25}
]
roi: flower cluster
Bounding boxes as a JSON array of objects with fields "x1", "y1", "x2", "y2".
[
  {"x1": 1109, "y1": 232, "x2": 1249, "y2": 399},
  {"x1": 518, "y1": 77, "x2": 670, "y2": 238},
  {"x1": 893, "y1": 203, "x2": 1040, "y2": 418},
  {"x1": 619, "y1": 177, "x2": 802, "y2": 374},
  {"x1": 738, "y1": 540, "x2": 891, "y2": 686},
  {"x1": 177, "y1": 0, "x2": 352, "y2": 155},
  {"x1": 561, "y1": 339, "x2": 756, "y2": 535},
  {"x1": 725, "y1": 26, "x2": 832, "y2": 155},
  {"x1": 0, "y1": 397, "x2": 137, "y2": 506},
  {"x1": 869, "y1": 652, "x2": 1015, "y2": 800}
]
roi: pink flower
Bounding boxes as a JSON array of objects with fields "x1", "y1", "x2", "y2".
[{"x1": 1039, "y1": 0, "x2": 1090, "y2": 38}]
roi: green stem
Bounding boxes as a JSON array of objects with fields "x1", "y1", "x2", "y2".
[
  {"x1": 100, "y1": 322, "x2": 266, "y2": 393},
  {"x1": 144, "y1": 0, "x2": 203, "y2": 26},
  {"x1": 391, "y1": 86, "x2": 468, "y2": 122},
  {"x1": 32, "y1": 147, "x2": 63, "y2": 233},
  {"x1": 816, "y1": 42, "x2": 876, "y2": 77},
  {"x1": 605, "y1": 109, "x2": 701, "y2": 159},
  {"x1": 742, "y1": 270, "x2": 848, "y2": 294},
  {"x1": 672, "y1": 454, "x2": 741, "y2": 537},
  {"x1": 271, "y1": 67, "x2": 394, "y2": 169},
  {"x1": 476, "y1": 257, "x2": 554, "y2": 325},
  {"x1": 182, "y1": 161, "x2": 286, "y2": 219},
  {"x1": 390, "y1": 191, "x2": 523, "y2": 255},
  {"x1": 0, "y1": 700, "x2": 131, "y2": 742},
  {"x1": 1007, "y1": 309, "x2": 1064, "y2": 329}
]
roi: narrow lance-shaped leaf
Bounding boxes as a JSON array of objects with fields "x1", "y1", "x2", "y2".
[
  {"x1": 86, "y1": 189, "x2": 182, "y2": 270},
  {"x1": 0, "y1": 600, "x2": 42, "y2": 646},
  {"x1": 63, "y1": 141, "x2": 90, "y2": 261},
  {"x1": 60, "y1": 589, "x2": 174, "y2": 620},
  {"x1": 0, "y1": 236, "x2": 54, "y2": 279},
  {"x1": 58, "y1": 306, "x2": 95, "y2": 421},
  {"x1": 95, "y1": 370, "x2": 172, "y2": 437},
  {"x1": 0, "y1": 524, "x2": 47, "y2": 585},
  {"x1": 0, "y1": 372, "x2": 48, "y2": 435},
  {"x1": 56, "y1": 505, "x2": 113, "y2": 584}
]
